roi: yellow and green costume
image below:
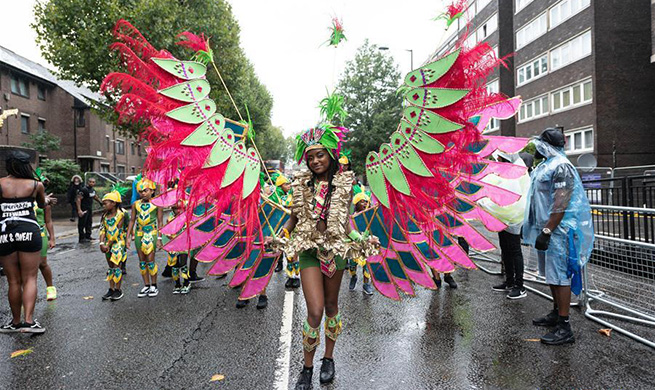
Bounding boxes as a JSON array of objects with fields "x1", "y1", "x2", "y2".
[
  {"x1": 134, "y1": 199, "x2": 159, "y2": 256},
  {"x1": 99, "y1": 208, "x2": 129, "y2": 283},
  {"x1": 163, "y1": 212, "x2": 189, "y2": 284}
]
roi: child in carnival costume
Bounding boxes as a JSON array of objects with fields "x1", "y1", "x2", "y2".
[
  {"x1": 34, "y1": 170, "x2": 57, "y2": 300},
  {"x1": 99, "y1": 187, "x2": 130, "y2": 301},
  {"x1": 163, "y1": 200, "x2": 191, "y2": 294},
  {"x1": 126, "y1": 178, "x2": 163, "y2": 298},
  {"x1": 348, "y1": 190, "x2": 374, "y2": 295}
]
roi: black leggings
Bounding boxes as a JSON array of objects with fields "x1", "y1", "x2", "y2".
[
  {"x1": 78, "y1": 208, "x2": 93, "y2": 239},
  {"x1": 498, "y1": 230, "x2": 524, "y2": 288}
]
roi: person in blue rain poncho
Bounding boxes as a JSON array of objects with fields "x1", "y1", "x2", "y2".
[{"x1": 523, "y1": 128, "x2": 594, "y2": 346}]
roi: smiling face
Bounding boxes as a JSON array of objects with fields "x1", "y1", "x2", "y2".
[{"x1": 306, "y1": 147, "x2": 331, "y2": 176}]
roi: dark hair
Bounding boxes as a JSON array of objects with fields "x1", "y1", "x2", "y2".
[
  {"x1": 306, "y1": 153, "x2": 339, "y2": 221},
  {"x1": 6, "y1": 153, "x2": 36, "y2": 180}
]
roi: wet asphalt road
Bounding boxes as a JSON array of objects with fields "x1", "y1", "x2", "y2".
[{"x1": 0, "y1": 232, "x2": 654, "y2": 390}]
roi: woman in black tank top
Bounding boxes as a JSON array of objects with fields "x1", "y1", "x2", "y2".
[{"x1": 0, "y1": 151, "x2": 55, "y2": 334}]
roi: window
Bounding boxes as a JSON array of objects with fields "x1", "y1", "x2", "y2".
[
  {"x1": 484, "y1": 80, "x2": 500, "y2": 133},
  {"x1": 131, "y1": 142, "x2": 135, "y2": 155},
  {"x1": 100, "y1": 163, "x2": 110, "y2": 173},
  {"x1": 516, "y1": 0, "x2": 535, "y2": 13},
  {"x1": 516, "y1": 12, "x2": 547, "y2": 49},
  {"x1": 20, "y1": 115, "x2": 29, "y2": 134},
  {"x1": 106, "y1": 135, "x2": 111, "y2": 151},
  {"x1": 517, "y1": 54, "x2": 548, "y2": 86},
  {"x1": 550, "y1": 31, "x2": 592, "y2": 72},
  {"x1": 38, "y1": 119, "x2": 46, "y2": 133},
  {"x1": 477, "y1": 0, "x2": 492, "y2": 13},
  {"x1": 116, "y1": 139, "x2": 125, "y2": 155},
  {"x1": 564, "y1": 128, "x2": 593, "y2": 154},
  {"x1": 518, "y1": 95, "x2": 549, "y2": 122},
  {"x1": 11, "y1": 75, "x2": 29, "y2": 98},
  {"x1": 117, "y1": 165, "x2": 126, "y2": 175},
  {"x1": 137, "y1": 144, "x2": 142, "y2": 156},
  {"x1": 75, "y1": 109, "x2": 86, "y2": 127},
  {"x1": 550, "y1": 0, "x2": 590, "y2": 29},
  {"x1": 476, "y1": 13, "x2": 498, "y2": 42},
  {"x1": 37, "y1": 85, "x2": 46, "y2": 101},
  {"x1": 465, "y1": 33, "x2": 477, "y2": 48},
  {"x1": 551, "y1": 79, "x2": 592, "y2": 113}
]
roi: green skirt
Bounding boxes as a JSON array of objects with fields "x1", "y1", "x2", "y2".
[{"x1": 298, "y1": 249, "x2": 347, "y2": 271}]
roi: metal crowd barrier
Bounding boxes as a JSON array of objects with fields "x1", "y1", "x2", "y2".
[{"x1": 470, "y1": 207, "x2": 655, "y2": 349}]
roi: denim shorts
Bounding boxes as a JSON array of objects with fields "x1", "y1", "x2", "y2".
[{"x1": 537, "y1": 231, "x2": 571, "y2": 286}]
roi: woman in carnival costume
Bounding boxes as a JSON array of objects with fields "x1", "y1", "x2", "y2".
[
  {"x1": 34, "y1": 170, "x2": 57, "y2": 301},
  {"x1": 348, "y1": 190, "x2": 374, "y2": 295},
  {"x1": 126, "y1": 178, "x2": 163, "y2": 298},
  {"x1": 99, "y1": 187, "x2": 130, "y2": 301}
]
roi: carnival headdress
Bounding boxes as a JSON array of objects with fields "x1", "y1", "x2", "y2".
[
  {"x1": 137, "y1": 178, "x2": 156, "y2": 192},
  {"x1": 338, "y1": 149, "x2": 352, "y2": 165},
  {"x1": 103, "y1": 182, "x2": 130, "y2": 203},
  {"x1": 294, "y1": 124, "x2": 347, "y2": 163}
]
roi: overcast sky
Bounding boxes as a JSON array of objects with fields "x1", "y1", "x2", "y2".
[{"x1": 1, "y1": 0, "x2": 451, "y2": 137}]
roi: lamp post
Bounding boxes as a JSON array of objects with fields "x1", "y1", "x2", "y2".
[{"x1": 378, "y1": 46, "x2": 414, "y2": 71}]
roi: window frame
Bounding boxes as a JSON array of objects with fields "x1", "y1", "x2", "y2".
[
  {"x1": 116, "y1": 139, "x2": 126, "y2": 155},
  {"x1": 20, "y1": 114, "x2": 30, "y2": 134},
  {"x1": 518, "y1": 94, "x2": 549, "y2": 123},
  {"x1": 37, "y1": 85, "x2": 46, "y2": 101},
  {"x1": 515, "y1": 0, "x2": 535, "y2": 14},
  {"x1": 516, "y1": 52, "x2": 549, "y2": 86},
  {"x1": 11, "y1": 74, "x2": 30, "y2": 98},
  {"x1": 516, "y1": 11, "x2": 548, "y2": 49},
  {"x1": 564, "y1": 127, "x2": 594, "y2": 155},
  {"x1": 476, "y1": 13, "x2": 498, "y2": 42},
  {"x1": 550, "y1": 30, "x2": 592, "y2": 72},
  {"x1": 37, "y1": 118, "x2": 46, "y2": 134},
  {"x1": 550, "y1": 78, "x2": 593, "y2": 114},
  {"x1": 549, "y1": 0, "x2": 591, "y2": 30}
]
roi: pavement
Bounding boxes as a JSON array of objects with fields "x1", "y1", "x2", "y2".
[{"x1": 0, "y1": 231, "x2": 654, "y2": 389}]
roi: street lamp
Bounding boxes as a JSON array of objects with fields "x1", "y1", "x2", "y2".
[{"x1": 377, "y1": 46, "x2": 414, "y2": 70}]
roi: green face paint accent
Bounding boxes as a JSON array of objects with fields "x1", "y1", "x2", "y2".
[
  {"x1": 365, "y1": 152, "x2": 390, "y2": 208},
  {"x1": 241, "y1": 148, "x2": 260, "y2": 199},
  {"x1": 399, "y1": 122, "x2": 445, "y2": 154},
  {"x1": 389, "y1": 132, "x2": 433, "y2": 177},
  {"x1": 181, "y1": 113, "x2": 226, "y2": 147},
  {"x1": 221, "y1": 141, "x2": 248, "y2": 188},
  {"x1": 402, "y1": 107, "x2": 463, "y2": 134},
  {"x1": 158, "y1": 79, "x2": 211, "y2": 102},
  {"x1": 405, "y1": 87, "x2": 469, "y2": 109},
  {"x1": 152, "y1": 58, "x2": 207, "y2": 80},
  {"x1": 166, "y1": 99, "x2": 216, "y2": 124},
  {"x1": 379, "y1": 143, "x2": 411, "y2": 196},
  {"x1": 204, "y1": 128, "x2": 236, "y2": 168},
  {"x1": 404, "y1": 49, "x2": 460, "y2": 88}
]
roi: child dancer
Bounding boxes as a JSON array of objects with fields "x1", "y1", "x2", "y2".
[
  {"x1": 163, "y1": 201, "x2": 191, "y2": 294},
  {"x1": 99, "y1": 189, "x2": 129, "y2": 301},
  {"x1": 126, "y1": 179, "x2": 163, "y2": 297},
  {"x1": 348, "y1": 191, "x2": 373, "y2": 295}
]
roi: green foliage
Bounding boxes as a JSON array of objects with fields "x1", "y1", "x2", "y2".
[
  {"x1": 257, "y1": 125, "x2": 288, "y2": 161},
  {"x1": 40, "y1": 159, "x2": 82, "y2": 194},
  {"x1": 22, "y1": 131, "x2": 61, "y2": 154},
  {"x1": 336, "y1": 40, "x2": 403, "y2": 176},
  {"x1": 32, "y1": 0, "x2": 275, "y2": 144},
  {"x1": 319, "y1": 90, "x2": 348, "y2": 124}
]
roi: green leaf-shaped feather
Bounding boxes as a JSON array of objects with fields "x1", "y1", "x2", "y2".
[
  {"x1": 399, "y1": 122, "x2": 445, "y2": 154},
  {"x1": 242, "y1": 148, "x2": 260, "y2": 199},
  {"x1": 166, "y1": 99, "x2": 216, "y2": 124},
  {"x1": 379, "y1": 144, "x2": 411, "y2": 196},
  {"x1": 159, "y1": 79, "x2": 211, "y2": 103},
  {"x1": 403, "y1": 49, "x2": 460, "y2": 88},
  {"x1": 365, "y1": 152, "x2": 390, "y2": 208},
  {"x1": 405, "y1": 87, "x2": 469, "y2": 109},
  {"x1": 182, "y1": 113, "x2": 226, "y2": 147},
  {"x1": 389, "y1": 132, "x2": 432, "y2": 177},
  {"x1": 402, "y1": 107, "x2": 463, "y2": 134},
  {"x1": 152, "y1": 58, "x2": 207, "y2": 80},
  {"x1": 204, "y1": 128, "x2": 236, "y2": 168},
  {"x1": 221, "y1": 142, "x2": 248, "y2": 188}
]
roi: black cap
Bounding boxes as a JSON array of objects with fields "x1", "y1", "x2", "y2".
[
  {"x1": 539, "y1": 127, "x2": 565, "y2": 147},
  {"x1": 6, "y1": 150, "x2": 31, "y2": 164}
]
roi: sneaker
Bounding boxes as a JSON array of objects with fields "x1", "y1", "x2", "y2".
[
  {"x1": 492, "y1": 282, "x2": 512, "y2": 292},
  {"x1": 292, "y1": 278, "x2": 301, "y2": 289},
  {"x1": 443, "y1": 274, "x2": 458, "y2": 289},
  {"x1": 161, "y1": 266, "x2": 172, "y2": 278},
  {"x1": 541, "y1": 323, "x2": 575, "y2": 345},
  {"x1": 188, "y1": 274, "x2": 205, "y2": 283},
  {"x1": 46, "y1": 286, "x2": 57, "y2": 301},
  {"x1": 256, "y1": 295, "x2": 268, "y2": 309},
  {"x1": 319, "y1": 358, "x2": 335, "y2": 384},
  {"x1": 180, "y1": 284, "x2": 191, "y2": 294},
  {"x1": 102, "y1": 288, "x2": 114, "y2": 301},
  {"x1": 137, "y1": 286, "x2": 150, "y2": 298},
  {"x1": 285, "y1": 278, "x2": 294, "y2": 289},
  {"x1": 0, "y1": 321, "x2": 21, "y2": 333},
  {"x1": 173, "y1": 286, "x2": 181, "y2": 294},
  {"x1": 147, "y1": 285, "x2": 159, "y2": 297},
  {"x1": 110, "y1": 290, "x2": 124, "y2": 301},
  {"x1": 507, "y1": 286, "x2": 527, "y2": 300},
  {"x1": 533, "y1": 309, "x2": 559, "y2": 327},
  {"x1": 69, "y1": 218, "x2": 75, "y2": 222},
  {"x1": 294, "y1": 366, "x2": 313, "y2": 390},
  {"x1": 349, "y1": 275, "x2": 358, "y2": 291},
  {"x1": 362, "y1": 282, "x2": 374, "y2": 295},
  {"x1": 20, "y1": 320, "x2": 46, "y2": 334},
  {"x1": 236, "y1": 299, "x2": 249, "y2": 309}
]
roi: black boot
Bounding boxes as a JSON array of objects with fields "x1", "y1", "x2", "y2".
[
  {"x1": 541, "y1": 316, "x2": 575, "y2": 345},
  {"x1": 319, "y1": 357, "x2": 335, "y2": 384},
  {"x1": 256, "y1": 295, "x2": 268, "y2": 309},
  {"x1": 533, "y1": 309, "x2": 559, "y2": 327},
  {"x1": 236, "y1": 299, "x2": 249, "y2": 309},
  {"x1": 295, "y1": 366, "x2": 313, "y2": 390},
  {"x1": 161, "y1": 265, "x2": 172, "y2": 278},
  {"x1": 285, "y1": 278, "x2": 295, "y2": 289},
  {"x1": 443, "y1": 274, "x2": 458, "y2": 289},
  {"x1": 275, "y1": 258, "x2": 283, "y2": 272}
]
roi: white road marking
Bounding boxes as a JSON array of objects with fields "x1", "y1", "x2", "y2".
[
  {"x1": 54, "y1": 249, "x2": 75, "y2": 257},
  {"x1": 274, "y1": 290, "x2": 295, "y2": 390}
]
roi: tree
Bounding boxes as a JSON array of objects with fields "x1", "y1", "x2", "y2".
[
  {"x1": 22, "y1": 131, "x2": 61, "y2": 154},
  {"x1": 40, "y1": 159, "x2": 82, "y2": 194},
  {"x1": 336, "y1": 41, "x2": 403, "y2": 176},
  {"x1": 32, "y1": 0, "x2": 276, "y2": 145},
  {"x1": 257, "y1": 125, "x2": 288, "y2": 161}
]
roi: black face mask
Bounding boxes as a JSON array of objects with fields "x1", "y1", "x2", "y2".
[{"x1": 534, "y1": 150, "x2": 545, "y2": 160}]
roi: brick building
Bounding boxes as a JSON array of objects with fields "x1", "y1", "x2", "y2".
[
  {"x1": 0, "y1": 46, "x2": 146, "y2": 176},
  {"x1": 432, "y1": 0, "x2": 655, "y2": 168}
]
